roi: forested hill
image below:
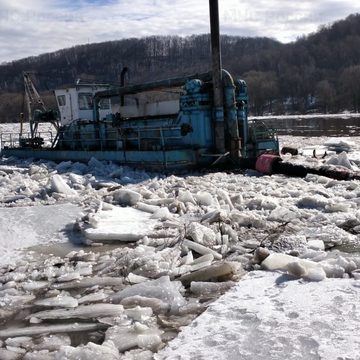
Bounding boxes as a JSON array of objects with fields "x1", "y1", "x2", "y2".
[{"x1": 1, "y1": 13, "x2": 360, "y2": 122}]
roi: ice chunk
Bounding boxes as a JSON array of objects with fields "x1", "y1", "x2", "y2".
[
  {"x1": 32, "y1": 334, "x2": 71, "y2": 351},
  {"x1": 326, "y1": 151, "x2": 354, "y2": 170},
  {"x1": 183, "y1": 239, "x2": 222, "y2": 260},
  {"x1": 178, "y1": 190, "x2": 196, "y2": 204},
  {"x1": 321, "y1": 263, "x2": 346, "y2": 278},
  {"x1": 180, "y1": 261, "x2": 243, "y2": 285},
  {"x1": 252, "y1": 247, "x2": 270, "y2": 264},
  {"x1": 262, "y1": 253, "x2": 309, "y2": 271},
  {"x1": 194, "y1": 191, "x2": 214, "y2": 206},
  {"x1": 34, "y1": 294, "x2": 78, "y2": 308},
  {"x1": 300, "y1": 250, "x2": 327, "y2": 262},
  {"x1": 23, "y1": 350, "x2": 55, "y2": 360},
  {"x1": 351, "y1": 270, "x2": 360, "y2": 280},
  {"x1": 55, "y1": 161, "x2": 73, "y2": 172},
  {"x1": 84, "y1": 207, "x2": 158, "y2": 242},
  {"x1": 56, "y1": 340, "x2": 120, "y2": 360},
  {"x1": 230, "y1": 210, "x2": 266, "y2": 228},
  {"x1": 56, "y1": 272, "x2": 81, "y2": 282},
  {"x1": 297, "y1": 195, "x2": 329, "y2": 210},
  {"x1": 110, "y1": 276, "x2": 186, "y2": 313},
  {"x1": 112, "y1": 189, "x2": 141, "y2": 206},
  {"x1": 217, "y1": 189, "x2": 234, "y2": 210},
  {"x1": 105, "y1": 323, "x2": 163, "y2": 353},
  {"x1": 136, "y1": 202, "x2": 160, "y2": 214},
  {"x1": 0, "y1": 348, "x2": 23, "y2": 360},
  {"x1": 287, "y1": 262, "x2": 326, "y2": 282},
  {"x1": 268, "y1": 207, "x2": 298, "y2": 222},
  {"x1": 181, "y1": 251, "x2": 194, "y2": 265},
  {"x1": 22, "y1": 281, "x2": 48, "y2": 292},
  {"x1": 50, "y1": 175, "x2": 77, "y2": 196},
  {"x1": 186, "y1": 223, "x2": 217, "y2": 246},
  {"x1": 190, "y1": 253, "x2": 214, "y2": 265},
  {"x1": 200, "y1": 210, "x2": 225, "y2": 224},
  {"x1": 245, "y1": 197, "x2": 278, "y2": 211},
  {"x1": 220, "y1": 223, "x2": 238, "y2": 242},
  {"x1": 5, "y1": 336, "x2": 33, "y2": 349},
  {"x1": 68, "y1": 173, "x2": 86, "y2": 185},
  {"x1": 126, "y1": 273, "x2": 149, "y2": 284},
  {"x1": 0, "y1": 323, "x2": 108, "y2": 338},
  {"x1": 307, "y1": 240, "x2": 325, "y2": 251},
  {"x1": 78, "y1": 291, "x2": 109, "y2": 305},
  {"x1": 88, "y1": 157, "x2": 105, "y2": 170},
  {"x1": 124, "y1": 306, "x2": 153, "y2": 322},
  {"x1": 51, "y1": 276, "x2": 123, "y2": 290},
  {"x1": 261, "y1": 253, "x2": 326, "y2": 281},
  {"x1": 120, "y1": 296, "x2": 169, "y2": 314},
  {"x1": 29, "y1": 304, "x2": 124, "y2": 321},
  {"x1": 150, "y1": 207, "x2": 172, "y2": 220},
  {"x1": 325, "y1": 202, "x2": 350, "y2": 213}
]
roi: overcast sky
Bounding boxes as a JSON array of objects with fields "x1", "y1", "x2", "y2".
[{"x1": 0, "y1": 0, "x2": 358, "y2": 63}]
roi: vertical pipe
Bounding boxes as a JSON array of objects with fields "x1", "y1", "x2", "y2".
[
  {"x1": 19, "y1": 112, "x2": 24, "y2": 137},
  {"x1": 209, "y1": 0, "x2": 225, "y2": 153},
  {"x1": 236, "y1": 80, "x2": 248, "y2": 157},
  {"x1": 222, "y1": 70, "x2": 240, "y2": 160}
]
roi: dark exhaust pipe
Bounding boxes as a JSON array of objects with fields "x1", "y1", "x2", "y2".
[{"x1": 209, "y1": 0, "x2": 225, "y2": 153}]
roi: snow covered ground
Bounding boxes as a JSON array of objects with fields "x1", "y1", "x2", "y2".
[
  {"x1": 159, "y1": 271, "x2": 360, "y2": 360},
  {"x1": 1, "y1": 128, "x2": 360, "y2": 359}
]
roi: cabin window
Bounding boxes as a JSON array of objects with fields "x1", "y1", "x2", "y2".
[
  {"x1": 57, "y1": 95, "x2": 66, "y2": 107},
  {"x1": 99, "y1": 98, "x2": 110, "y2": 110},
  {"x1": 78, "y1": 93, "x2": 93, "y2": 110}
]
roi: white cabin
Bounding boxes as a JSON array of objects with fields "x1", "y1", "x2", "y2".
[{"x1": 55, "y1": 84, "x2": 112, "y2": 126}]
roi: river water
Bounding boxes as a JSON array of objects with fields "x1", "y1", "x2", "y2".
[{"x1": 252, "y1": 114, "x2": 360, "y2": 136}]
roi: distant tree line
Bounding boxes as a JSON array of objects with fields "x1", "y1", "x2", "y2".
[{"x1": 1, "y1": 13, "x2": 360, "y2": 122}]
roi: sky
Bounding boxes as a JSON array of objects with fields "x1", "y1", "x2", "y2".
[{"x1": 0, "y1": 0, "x2": 358, "y2": 63}]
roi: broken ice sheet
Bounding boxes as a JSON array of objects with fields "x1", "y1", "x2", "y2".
[
  {"x1": 50, "y1": 174, "x2": 77, "y2": 196},
  {"x1": 84, "y1": 206, "x2": 160, "y2": 242},
  {"x1": 34, "y1": 293, "x2": 78, "y2": 308},
  {"x1": 110, "y1": 276, "x2": 186, "y2": 314},
  {"x1": 105, "y1": 322, "x2": 163, "y2": 353}
]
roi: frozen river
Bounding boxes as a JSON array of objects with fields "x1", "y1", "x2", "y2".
[{"x1": 1, "y1": 122, "x2": 360, "y2": 359}]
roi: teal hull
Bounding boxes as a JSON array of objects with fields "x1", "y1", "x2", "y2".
[{"x1": 1, "y1": 147, "x2": 212, "y2": 170}]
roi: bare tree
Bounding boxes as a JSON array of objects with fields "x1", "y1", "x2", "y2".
[
  {"x1": 315, "y1": 80, "x2": 336, "y2": 113},
  {"x1": 339, "y1": 65, "x2": 360, "y2": 112},
  {"x1": 243, "y1": 71, "x2": 278, "y2": 115}
]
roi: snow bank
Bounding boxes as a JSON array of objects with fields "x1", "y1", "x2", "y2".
[{"x1": 158, "y1": 271, "x2": 360, "y2": 360}]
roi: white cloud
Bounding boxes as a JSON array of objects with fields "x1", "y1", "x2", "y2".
[{"x1": 0, "y1": 0, "x2": 358, "y2": 63}]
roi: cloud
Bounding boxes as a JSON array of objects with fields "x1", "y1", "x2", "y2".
[{"x1": 0, "y1": 0, "x2": 358, "y2": 63}]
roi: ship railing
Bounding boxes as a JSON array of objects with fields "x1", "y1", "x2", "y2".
[
  {"x1": 0, "y1": 131, "x2": 54, "y2": 149},
  {"x1": 57, "y1": 125, "x2": 184, "y2": 151}
]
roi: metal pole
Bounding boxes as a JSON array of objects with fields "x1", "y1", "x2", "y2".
[{"x1": 209, "y1": 0, "x2": 225, "y2": 153}]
